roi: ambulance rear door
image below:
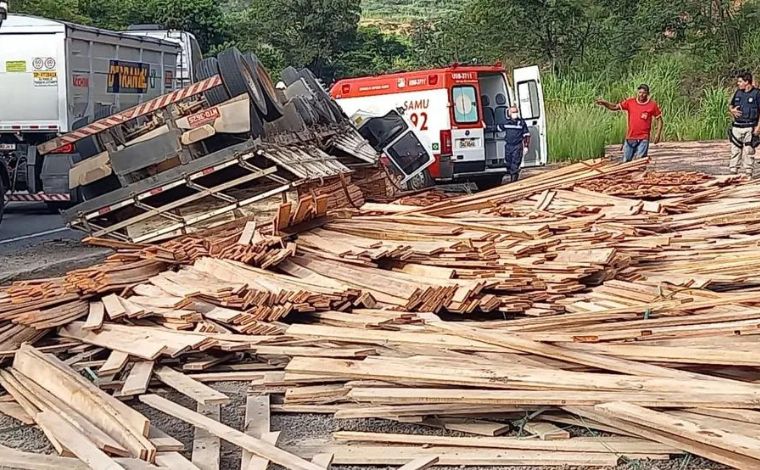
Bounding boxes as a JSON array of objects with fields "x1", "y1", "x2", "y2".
[
  {"x1": 450, "y1": 82, "x2": 486, "y2": 173},
  {"x1": 513, "y1": 66, "x2": 547, "y2": 166}
]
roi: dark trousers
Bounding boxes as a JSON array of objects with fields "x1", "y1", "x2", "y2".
[{"x1": 505, "y1": 144, "x2": 523, "y2": 180}]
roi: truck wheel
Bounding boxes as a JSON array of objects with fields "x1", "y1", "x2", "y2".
[
  {"x1": 249, "y1": 100, "x2": 265, "y2": 139},
  {"x1": 196, "y1": 58, "x2": 230, "y2": 106},
  {"x1": 281, "y1": 66, "x2": 301, "y2": 86},
  {"x1": 292, "y1": 97, "x2": 318, "y2": 126},
  {"x1": 217, "y1": 48, "x2": 268, "y2": 118},
  {"x1": 243, "y1": 53, "x2": 284, "y2": 122}
]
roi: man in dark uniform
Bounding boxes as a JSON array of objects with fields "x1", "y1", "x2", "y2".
[
  {"x1": 729, "y1": 71, "x2": 760, "y2": 176},
  {"x1": 498, "y1": 105, "x2": 531, "y2": 182}
]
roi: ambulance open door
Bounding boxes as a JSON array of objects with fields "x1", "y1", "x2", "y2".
[{"x1": 513, "y1": 66, "x2": 548, "y2": 166}]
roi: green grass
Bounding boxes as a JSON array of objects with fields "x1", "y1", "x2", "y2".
[{"x1": 545, "y1": 56, "x2": 733, "y2": 162}]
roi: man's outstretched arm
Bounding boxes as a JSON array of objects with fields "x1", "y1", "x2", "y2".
[{"x1": 595, "y1": 98, "x2": 621, "y2": 111}]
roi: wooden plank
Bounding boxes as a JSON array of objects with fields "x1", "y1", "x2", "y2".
[
  {"x1": 247, "y1": 431, "x2": 281, "y2": 470},
  {"x1": 100, "y1": 350, "x2": 130, "y2": 376},
  {"x1": 83, "y1": 301, "x2": 106, "y2": 331},
  {"x1": 332, "y1": 432, "x2": 680, "y2": 454},
  {"x1": 311, "y1": 453, "x2": 334, "y2": 470},
  {"x1": 242, "y1": 395, "x2": 270, "y2": 470},
  {"x1": 102, "y1": 294, "x2": 128, "y2": 320},
  {"x1": 424, "y1": 417, "x2": 509, "y2": 437},
  {"x1": 568, "y1": 406, "x2": 760, "y2": 469},
  {"x1": 596, "y1": 401, "x2": 760, "y2": 460},
  {"x1": 523, "y1": 422, "x2": 570, "y2": 440},
  {"x1": 149, "y1": 426, "x2": 185, "y2": 452},
  {"x1": 0, "y1": 444, "x2": 160, "y2": 470},
  {"x1": 398, "y1": 456, "x2": 439, "y2": 470},
  {"x1": 121, "y1": 360, "x2": 155, "y2": 396},
  {"x1": 154, "y1": 367, "x2": 230, "y2": 405},
  {"x1": 192, "y1": 403, "x2": 220, "y2": 470},
  {"x1": 238, "y1": 221, "x2": 258, "y2": 246},
  {"x1": 13, "y1": 345, "x2": 154, "y2": 460},
  {"x1": 0, "y1": 401, "x2": 34, "y2": 424},
  {"x1": 36, "y1": 410, "x2": 126, "y2": 470},
  {"x1": 156, "y1": 452, "x2": 202, "y2": 469},
  {"x1": 139, "y1": 394, "x2": 324, "y2": 470}
]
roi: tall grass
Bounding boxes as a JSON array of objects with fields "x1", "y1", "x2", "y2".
[{"x1": 545, "y1": 56, "x2": 733, "y2": 162}]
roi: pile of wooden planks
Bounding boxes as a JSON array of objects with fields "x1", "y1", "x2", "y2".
[{"x1": 4, "y1": 157, "x2": 760, "y2": 468}]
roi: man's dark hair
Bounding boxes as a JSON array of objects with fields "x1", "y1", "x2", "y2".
[
  {"x1": 638, "y1": 84, "x2": 650, "y2": 93},
  {"x1": 738, "y1": 71, "x2": 753, "y2": 83}
]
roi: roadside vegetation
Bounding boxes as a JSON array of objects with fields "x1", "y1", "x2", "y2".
[{"x1": 15, "y1": 0, "x2": 760, "y2": 161}]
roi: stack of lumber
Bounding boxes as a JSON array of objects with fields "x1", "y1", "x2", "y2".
[
  {"x1": 297, "y1": 174, "x2": 366, "y2": 210},
  {"x1": 575, "y1": 169, "x2": 716, "y2": 198},
  {"x1": 351, "y1": 166, "x2": 402, "y2": 202},
  {"x1": 5, "y1": 157, "x2": 760, "y2": 468}
]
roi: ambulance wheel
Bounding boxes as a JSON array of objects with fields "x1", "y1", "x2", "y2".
[
  {"x1": 281, "y1": 66, "x2": 301, "y2": 86},
  {"x1": 476, "y1": 174, "x2": 504, "y2": 190},
  {"x1": 217, "y1": 47, "x2": 268, "y2": 118},
  {"x1": 244, "y1": 53, "x2": 284, "y2": 122},
  {"x1": 196, "y1": 58, "x2": 230, "y2": 106}
]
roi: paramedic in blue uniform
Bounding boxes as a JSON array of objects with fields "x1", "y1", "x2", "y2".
[{"x1": 498, "y1": 105, "x2": 531, "y2": 182}]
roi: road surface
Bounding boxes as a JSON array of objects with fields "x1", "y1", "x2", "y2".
[{"x1": 0, "y1": 203, "x2": 109, "y2": 282}]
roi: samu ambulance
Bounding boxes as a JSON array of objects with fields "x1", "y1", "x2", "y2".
[{"x1": 330, "y1": 64, "x2": 547, "y2": 188}]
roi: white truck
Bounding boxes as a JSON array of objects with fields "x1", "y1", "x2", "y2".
[
  {"x1": 124, "y1": 24, "x2": 202, "y2": 88},
  {"x1": 0, "y1": 14, "x2": 180, "y2": 222}
]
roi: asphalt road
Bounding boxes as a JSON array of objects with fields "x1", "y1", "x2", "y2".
[{"x1": 0, "y1": 202, "x2": 81, "y2": 250}]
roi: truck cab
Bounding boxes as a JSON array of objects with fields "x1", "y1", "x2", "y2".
[{"x1": 331, "y1": 64, "x2": 547, "y2": 188}]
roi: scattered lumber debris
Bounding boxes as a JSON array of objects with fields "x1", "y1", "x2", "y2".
[{"x1": 3, "y1": 158, "x2": 760, "y2": 469}]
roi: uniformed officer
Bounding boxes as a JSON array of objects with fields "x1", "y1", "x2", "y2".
[
  {"x1": 498, "y1": 105, "x2": 531, "y2": 182},
  {"x1": 729, "y1": 71, "x2": 760, "y2": 176}
]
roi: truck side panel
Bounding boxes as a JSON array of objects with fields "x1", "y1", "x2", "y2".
[
  {"x1": 0, "y1": 31, "x2": 66, "y2": 130},
  {"x1": 67, "y1": 28, "x2": 179, "y2": 131}
]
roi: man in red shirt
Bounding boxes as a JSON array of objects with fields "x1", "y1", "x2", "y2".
[{"x1": 595, "y1": 84, "x2": 664, "y2": 162}]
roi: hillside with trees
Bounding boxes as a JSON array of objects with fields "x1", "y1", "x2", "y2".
[{"x1": 12, "y1": 0, "x2": 760, "y2": 160}]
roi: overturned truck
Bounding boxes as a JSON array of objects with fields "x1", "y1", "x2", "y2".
[{"x1": 38, "y1": 48, "x2": 433, "y2": 242}]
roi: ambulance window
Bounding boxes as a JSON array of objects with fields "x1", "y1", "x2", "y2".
[
  {"x1": 517, "y1": 81, "x2": 541, "y2": 119},
  {"x1": 452, "y1": 86, "x2": 479, "y2": 124}
]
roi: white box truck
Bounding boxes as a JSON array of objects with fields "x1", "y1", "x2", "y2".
[{"x1": 0, "y1": 14, "x2": 180, "y2": 221}]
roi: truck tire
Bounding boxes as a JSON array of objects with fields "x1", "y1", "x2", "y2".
[
  {"x1": 217, "y1": 48, "x2": 268, "y2": 118},
  {"x1": 196, "y1": 58, "x2": 230, "y2": 106},
  {"x1": 292, "y1": 97, "x2": 318, "y2": 126},
  {"x1": 243, "y1": 53, "x2": 284, "y2": 122},
  {"x1": 281, "y1": 66, "x2": 301, "y2": 86},
  {"x1": 297, "y1": 69, "x2": 342, "y2": 124},
  {"x1": 249, "y1": 100, "x2": 265, "y2": 139}
]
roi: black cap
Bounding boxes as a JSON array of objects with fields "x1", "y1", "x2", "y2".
[{"x1": 638, "y1": 83, "x2": 650, "y2": 93}]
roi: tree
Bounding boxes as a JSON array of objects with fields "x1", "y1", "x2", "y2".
[
  {"x1": 335, "y1": 26, "x2": 411, "y2": 78},
  {"x1": 14, "y1": 0, "x2": 91, "y2": 23},
  {"x1": 242, "y1": 0, "x2": 362, "y2": 79}
]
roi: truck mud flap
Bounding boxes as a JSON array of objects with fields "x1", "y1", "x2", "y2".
[{"x1": 41, "y1": 153, "x2": 76, "y2": 195}]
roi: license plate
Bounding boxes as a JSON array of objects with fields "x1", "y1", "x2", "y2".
[
  {"x1": 458, "y1": 138, "x2": 478, "y2": 149},
  {"x1": 0, "y1": 144, "x2": 16, "y2": 151}
]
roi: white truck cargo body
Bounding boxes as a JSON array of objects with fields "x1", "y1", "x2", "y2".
[
  {"x1": 0, "y1": 14, "x2": 180, "y2": 134},
  {"x1": 0, "y1": 14, "x2": 181, "y2": 208}
]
